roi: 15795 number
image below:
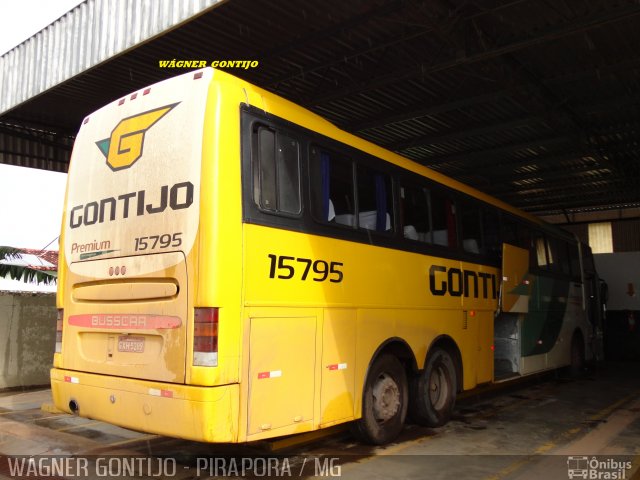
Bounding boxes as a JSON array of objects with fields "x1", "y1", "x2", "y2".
[
  {"x1": 134, "y1": 233, "x2": 182, "y2": 251},
  {"x1": 268, "y1": 254, "x2": 343, "y2": 283}
]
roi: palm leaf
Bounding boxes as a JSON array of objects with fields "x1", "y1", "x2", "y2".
[
  {"x1": 0, "y1": 246, "x2": 57, "y2": 285},
  {"x1": 0, "y1": 264, "x2": 57, "y2": 285},
  {"x1": 0, "y1": 246, "x2": 23, "y2": 262}
]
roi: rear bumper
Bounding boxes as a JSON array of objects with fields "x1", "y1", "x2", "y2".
[{"x1": 50, "y1": 368, "x2": 239, "y2": 443}]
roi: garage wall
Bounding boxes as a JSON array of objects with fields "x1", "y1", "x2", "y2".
[
  {"x1": 0, "y1": 292, "x2": 56, "y2": 389},
  {"x1": 557, "y1": 218, "x2": 640, "y2": 253},
  {"x1": 594, "y1": 253, "x2": 640, "y2": 361},
  {"x1": 612, "y1": 219, "x2": 640, "y2": 252}
]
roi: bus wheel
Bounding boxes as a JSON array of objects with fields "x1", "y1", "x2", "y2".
[
  {"x1": 351, "y1": 354, "x2": 408, "y2": 445},
  {"x1": 410, "y1": 347, "x2": 456, "y2": 427}
]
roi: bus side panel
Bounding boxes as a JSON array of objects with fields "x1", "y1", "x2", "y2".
[
  {"x1": 242, "y1": 223, "x2": 499, "y2": 431},
  {"x1": 461, "y1": 259, "x2": 499, "y2": 385},
  {"x1": 319, "y1": 308, "x2": 356, "y2": 427},
  {"x1": 352, "y1": 308, "x2": 465, "y2": 420},
  {"x1": 531, "y1": 280, "x2": 588, "y2": 372},
  {"x1": 241, "y1": 308, "x2": 321, "y2": 440},
  {"x1": 457, "y1": 309, "x2": 494, "y2": 385}
]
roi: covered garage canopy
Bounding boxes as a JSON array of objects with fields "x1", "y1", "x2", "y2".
[{"x1": 1, "y1": 0, "x2": 639, "y2": 219}]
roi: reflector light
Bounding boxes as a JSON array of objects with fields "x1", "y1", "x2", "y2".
[
  {"x1": 149, "y1": 388, "x2": 173, "y2": 398},
  {"x1": 118, "y1": 98, "x2": 125, "y2": 106},
  {"x1": 327, "y1": 363, "x2": 348, "y2": 371},
  {"x1": 143, "y1": 88, "x2": 151, "y2": 95},
  {"x1": 193, "y1": 308, "x2": 218, "y2": 366},
  {"x1": 130, "y1": 93, "x2": 138, "y2": 100},
  {"x1": 55, "y1": 309, "x2": 63, "y2": 353},
  {"x1": 193, "y1": 72, "x2": 203, "y2": 80}
]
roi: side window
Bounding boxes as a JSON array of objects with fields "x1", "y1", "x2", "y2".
[
  {"x1": 252, "y1": 126, "x2": 300, "y2": 215},
  {"x1": 483, "y1": 208, "x2": 501, "y2": 261},
  {"x1": 517, "y1": 224, "x2": 532, "y2": 253},
  {"x1": 548, "y1": 238, "x2": 570, "y2": 275},
  {"x1": 546, "y1": 237, "x2": 559, "y2": 272},
  {"x1": 309, "y1": 147, "x2": 354, "y2": 226},
  {"x1": 400, "y1": 183, "x2": 430, "y2": 242},
  {"x1": 501, "y1": 216, "x2": 519, "y2": 247},
  {"x1": 460, "y1": 202, "x2": 482, "y2": 254},
  {"x1": 430, "y1": 190, "x2": 456, "y2": 248},
  {"x1": 356, "y1": 165, "x2": 393, "y2": 232},
  {"x1": 532, "y1": 232, "x2": 548, "y2": 269},
  {"x1": 559, "y1": 241, "x2": 571, "y2": 275}
]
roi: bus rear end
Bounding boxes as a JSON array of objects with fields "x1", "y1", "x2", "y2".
[{"x1": 51, "y1": 68, "x2": 241, "y2": 442}]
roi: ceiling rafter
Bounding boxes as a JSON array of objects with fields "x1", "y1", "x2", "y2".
[
  {"x1": 387, "y1": 114, "x2": 545, "y2": 152},
  {"x1": 304, "y1": 2, "x2": 640, "y2": 106}
]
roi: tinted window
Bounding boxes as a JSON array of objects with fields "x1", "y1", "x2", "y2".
[
  {"x1": 430, "y1": 190, "x2": 456, "y2": 248},
  {"x1": 483, "y1": 208, "x2": 501, "y2": 261},
  {"x1": 356, "y1": 165, "x2": 393, "y2": 232},
  {"x1": 501, "y1": 216, "x2": 519, "y2": 246},
  {"x1": 253, "y1": 127, "x2": 300, "y2": 215},
  {"x1": 548, "y1": 238, "x2": 570, "y2": 275},
  {"x1": 310, "y1": 147, "x2": 354, "y2": 225},
  {"x1": 460, "y1": 202, "x2": 482, "y2": 254},
  {"x1": 400, "y1": 183, "x2": 430, "y2": 242}
]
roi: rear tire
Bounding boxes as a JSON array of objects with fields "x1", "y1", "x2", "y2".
[
  {"x1": 351, "y1": 354, "x2": 408, "y2": 445},
  {"x1": 409, "y1": 347, "x2": 457, "y2": 427}
]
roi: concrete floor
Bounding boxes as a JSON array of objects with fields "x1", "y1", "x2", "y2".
[{"x1": 0, "y1": 363, "x2": 639, "y2": 479}]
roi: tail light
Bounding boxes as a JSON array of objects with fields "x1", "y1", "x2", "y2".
[
  {"x1": 55, "y1": 309, "x2": 63, "y2": 353},
  {"x1": 193, "y1": 307, "x2": 218, "y2": 366}
]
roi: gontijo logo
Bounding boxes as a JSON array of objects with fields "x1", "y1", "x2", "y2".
[{"x1": 95, "y1": 103, "x2": 179, "y2": 171}]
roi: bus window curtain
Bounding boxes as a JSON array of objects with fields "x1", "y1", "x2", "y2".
[
  {"x1": 446, "y1": 199, "x2": 456, "y2": 247},
  {"x1": 321, "y1": 152, "x2": 330, "y2": 221},
  {"x1": 375, "y1": 174, "x2": 387, "y2": 231}
]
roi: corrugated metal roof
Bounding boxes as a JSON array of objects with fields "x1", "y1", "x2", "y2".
[
  {"x1": 0, "y1": 0, "x2": 223, "y2": 115},
  {"x1": 0, "y1": 123, "x2": 72, "y2": 172}
]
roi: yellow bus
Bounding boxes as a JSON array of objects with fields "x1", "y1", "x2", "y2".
[{"x1": 51, "y1": 67, "x2": 603, "y2": 445}]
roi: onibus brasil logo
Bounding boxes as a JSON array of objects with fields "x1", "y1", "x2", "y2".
[
  {"x1": 567, "y1": 456, "x2": 632, "y2": 479},
  {"x1": 95, "y1": 102, "x2": 179, "y2": 171}
]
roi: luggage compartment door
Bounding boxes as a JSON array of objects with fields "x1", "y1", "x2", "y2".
[{"x1": 247, "y1": 316, "x2": 316, "y2": 436}]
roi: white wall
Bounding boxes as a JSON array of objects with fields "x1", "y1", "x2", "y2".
[{"x1": 0, "y1": 291, "x2": 56, "y2": 389}]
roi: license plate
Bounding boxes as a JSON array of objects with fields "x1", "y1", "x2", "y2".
[{"x1": 118, "y1": 335, "x2": 145, "y2": 353}]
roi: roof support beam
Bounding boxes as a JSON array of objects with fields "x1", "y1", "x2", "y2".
[
  {"x1": 346, "y1": 86, "x2": 531, "y2": 132},
  {"x1": 387, "y1": 115, "x2": 544, "y2": 152}
]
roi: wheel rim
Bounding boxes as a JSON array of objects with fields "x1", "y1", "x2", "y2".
[
  {"x1": 372, "y1": 372, "x2": 401, "y2": 423},
  {"x1": 429, "y1": 362, "x2": 450, "y2": 411}
]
